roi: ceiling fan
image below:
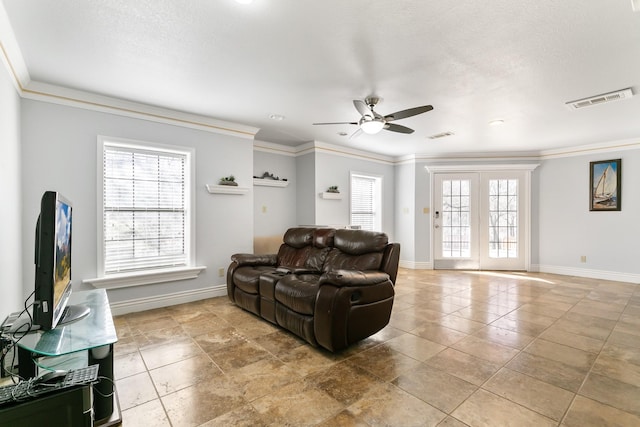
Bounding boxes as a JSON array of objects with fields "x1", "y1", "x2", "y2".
[{"x1": 313, "y1": 96, "x2": 433, "y2": 138}]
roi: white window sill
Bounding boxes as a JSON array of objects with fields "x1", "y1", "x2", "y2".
[{"x1": 83, "y1": 266, "x2": 207, "y2": 289}]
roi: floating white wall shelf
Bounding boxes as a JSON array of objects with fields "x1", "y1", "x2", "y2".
[
  {"x1": 206, "y1": 184, "x2": 249, "y2": 195},
  {"x1": 253, "y1": 179, "x2": 289, "y2": 187},
  {"x1": 320, "y1": 192, "x2": 342, "y2": 200}
]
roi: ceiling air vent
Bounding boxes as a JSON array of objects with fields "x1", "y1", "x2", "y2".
[
  {"x1": 566, "y1": 88, "x2": 633, "y2": 110},
  {"x1": 428, "y1": 131, "x2": 455, "y2": 139}
]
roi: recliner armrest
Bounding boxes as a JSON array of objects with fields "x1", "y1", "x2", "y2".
[
  {"x1": 319, "y1": 269, "x2": 390, "y2": 287},
  {"x1": 231, "y1": 253, "x2": 277, "y2": 266}
]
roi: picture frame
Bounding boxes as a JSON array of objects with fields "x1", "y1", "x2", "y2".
[{"x1": 589, "y1": 159, "x2": 621, "y2": 211}]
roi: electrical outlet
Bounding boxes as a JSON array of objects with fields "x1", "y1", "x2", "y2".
[
  {"x1": 423, "y1": 207, "x2": 430, "y2": 214},
  {"x1": 580, "y1": 255, "x2": 587, "y2": 263},
  {"x1": 218, "y1": 267, "x2": 225, "y2": 277},
  {"x1": 261, "y1": 205, "x2": 267, "y2": 213}
]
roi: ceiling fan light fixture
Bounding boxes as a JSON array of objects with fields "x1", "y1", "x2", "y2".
[
  {"x1": 313, "y1": 97, "x2": 433, "y2": 137},
  {"x1": 360, "y1": 117, "x2": 385, "y2": 134}
]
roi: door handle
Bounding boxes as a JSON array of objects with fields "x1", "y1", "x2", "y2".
[{"x1": 434, "y1": 224, "x2": 439, "y2": 228}]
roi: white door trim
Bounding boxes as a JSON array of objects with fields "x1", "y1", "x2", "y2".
[{"x1": 426, "y1": 163, "x2": 539, "y2": 271}]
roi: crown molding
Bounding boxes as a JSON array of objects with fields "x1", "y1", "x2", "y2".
[
  {"x1": 254, "y1": 137, "x2": 640, "y2": 165},
  {"x1": 253, "y1": 140, "x2": 298, "y2": 156},
  {"x1": 21, "y1": 80, "x2": 258, "y2": 139},
  {"x1": 424, "y1": 163, "x2": 540, "y2": 173},
  {"x1": 311, "y1": 140, "x2": 395, "y2": 164},
  {"x1": 254, "y1": 139, "x2": 396, "y2": 164},
  {"x1": 537, "y1": 138, "x2": 640, "y2": 159},
  {"x1": 408, "y1": 139, "x2": 640, "y2": 162},
  {"x1": 394, "y1": 154, "x2": 417, "y2": 165},
  {"x1": 412, "y1": 151, "x2": 541, "y2": 162}
]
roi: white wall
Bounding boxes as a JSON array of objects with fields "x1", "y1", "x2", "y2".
[
  {"x1": 0, "y1": 59, "x2": 22, "y2": 318},
  {"x1": 296, "y1": 153, "x2": 316, "y2": 226},
  {"x1": 536, "y1": 148, "x2": 640, "y2": 279},
  {"x1": 253, "y1": 149, "x2": 297, "y2": 236},
  {"x1": 394, "y1": 162, "x2": 416, "y2": 263},
  {"x1": 530, "y1": 167, "x2": 541, "y2": 266},
  {"x1": 414, "y1": 163, "x2": 432, "y2": 264},
  {"x1": 314, "y1": 152, "x2": 395, "y2": 237},
  {"x1": 20, "y1": 99, "x2": 255, "y2": 304}
]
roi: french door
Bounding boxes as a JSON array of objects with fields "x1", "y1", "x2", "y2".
[
  {"x1": 433, "y1": 171, "x2": 528, "y2": 271},
  {"x1": 433, "y1": 174, "x2": 479, "y2": 269}
]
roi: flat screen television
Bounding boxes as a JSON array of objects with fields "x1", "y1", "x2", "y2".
[{"x1": 33, "y1": 191, "x2": 90, "y2": 331}]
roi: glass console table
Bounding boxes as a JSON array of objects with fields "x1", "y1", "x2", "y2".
[{"x1": 15, "y1": 289, "x2": 120, "y2": 426}]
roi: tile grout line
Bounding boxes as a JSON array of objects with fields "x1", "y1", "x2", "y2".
[
  {"x1": 557, "y1": 287, "x2": 635, "y2": 426},
  {"x1": 439, "y1": 280, "x2": 597, "y2": 425}
]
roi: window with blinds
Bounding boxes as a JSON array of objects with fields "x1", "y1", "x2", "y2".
[
  {"x1": 350, "y1": 173, "x2": 381, "y2": 231},
  {"x1": 102, "y1": 142, "x2": 189, "y2": 274}
]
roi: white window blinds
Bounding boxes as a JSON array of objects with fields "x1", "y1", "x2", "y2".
[
  {"x1": 351, "y1": 174, "x2": 377, "y2": 231},
  {"x1": 103, "y1": 144, "x2": 188, "y2": 274}
]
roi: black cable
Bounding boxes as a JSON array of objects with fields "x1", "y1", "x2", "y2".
[
  {"x1": 3, "y1": 290, "x2": 37, "y2": 383},
  {"x1": 92, "y1": 376, "x2": 116, "y2": 398}
]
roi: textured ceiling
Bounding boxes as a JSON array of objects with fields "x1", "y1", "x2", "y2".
[{"x1": 3, "y1": 0, "x2": 640, "y2": 157}]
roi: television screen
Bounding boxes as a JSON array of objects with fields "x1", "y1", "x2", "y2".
[
  {"x1": 33, "y1": 191, "x2": 90, "y2": 331},
  {"x1": 52, "y1": 196, "x2": 72, "y2": 326}
]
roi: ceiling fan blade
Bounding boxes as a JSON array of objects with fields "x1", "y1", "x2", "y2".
[
  {"x1": 384, "y1": 105, "x2": 433, "y2": 121},
  {"x1": 384, "y1": 123, "x2": 414, "y2": 134},
  {"x1": 313, "y1": 121, "x2": 358, "y2": 125},
  {"x1": 353, "y1": 100, "x2": 371, "y2": 117},
  {"x1": 349, "y1": 128, "x2": 363, "y2": 140}
]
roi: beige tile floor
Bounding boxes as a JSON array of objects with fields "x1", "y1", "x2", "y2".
[{"x1": 114, "y1": 269, "x2": 640, "y2": 426}]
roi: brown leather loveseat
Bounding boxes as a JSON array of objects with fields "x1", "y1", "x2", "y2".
[{"x1": 227, "y1": 227, "x2": 400, "y2": 352}]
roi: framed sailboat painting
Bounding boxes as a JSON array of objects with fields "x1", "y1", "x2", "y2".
[{"x1": 590, "y1": 159, "x2": 621, "y2": 211}]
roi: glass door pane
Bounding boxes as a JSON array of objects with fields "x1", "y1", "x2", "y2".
[
  {"x1": 488, "y1": 179, "x2": 518, "y2": 258},
  {"x1": 479, "y1": 171, "x2": 527, "y2": 270},
  {"x1": 441, "y1": 179, "x2": 471, "y2": 258}
]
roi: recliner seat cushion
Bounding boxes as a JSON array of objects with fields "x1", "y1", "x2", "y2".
[
  {"x1": 233, "y1": 265, "x2": 277, "y2": 294},
  {"x1": 274, "y1": 274, "x2": 320, "y2": 315}
]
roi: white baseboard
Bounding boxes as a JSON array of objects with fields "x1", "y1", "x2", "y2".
[
  {"x1": 109, "y1": 284, "x2": 228, "y2": 316},
  {"x1": 399, "y1": 260, "x2": 433, "y2": 270},
  {"x1": 399, "y1": 261, "x2": 639, "y2": 283},
  {"x1": 531, "y1": 264, "x2": 640, "y2": 284}
]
